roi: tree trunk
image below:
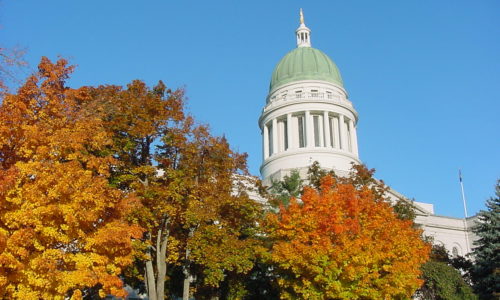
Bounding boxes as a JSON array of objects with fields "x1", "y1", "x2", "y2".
[
  {"x1": 140, "y1": 178, "x2": 171, "y2": 300},
  {"x1": 182, "y1": 227, "x2": 195, "y2": 300},
  {"x1": 143, "y1": 216, "x2": 170, "y2": 300},
  {"x1": 182, "y1": 248, "x2": 191, "y2": 300},
  {"x1": 145, "y1": 254, "x2": 157, "y2": 300},
  {"x1": 156, "y1": 218, "x2": 170, "y2": 300}
]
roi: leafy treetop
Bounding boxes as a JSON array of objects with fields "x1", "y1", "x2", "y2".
[
  {"x1": 265, "y1": 169, "x2": 430, "y2": 299},
  {"x1": 0, "y1": 57, "x2": 142, "y2": 299}
]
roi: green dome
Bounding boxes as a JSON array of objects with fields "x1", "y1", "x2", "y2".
[{"x1": 269, "y1": 47, "x2": 343, "y2": 91}]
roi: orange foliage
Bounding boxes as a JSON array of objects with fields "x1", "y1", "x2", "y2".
[
  {"x1": 266, "y1": 175, "x2": 430, "y2": 299},
  {"x1": 0, "y1": 57, "x2": 142, "y2": 299}
]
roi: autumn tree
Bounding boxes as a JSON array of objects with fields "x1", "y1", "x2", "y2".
[
  {"x1": 0, "y1": 57, "x2": 142, "y2": 299},
  {"x1": 150, "y1": 122, "x2": 262, "y2": 300},
  {"x1": 82, "y1": 80, "x2": 184, "y2": 300},
  {"x1": 265, "y1": 168, "x2": 430, "y2": 299},
  {"x1": 88, "y1": 81, "x2": 263, "y2": 300},
  {"x1": 162, "y1": 131, "x2": 262, "y2": 300}
]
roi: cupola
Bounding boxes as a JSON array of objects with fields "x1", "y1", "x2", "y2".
[{"x1": 296, "y1": 8, "x2": 311, "y2": 47}]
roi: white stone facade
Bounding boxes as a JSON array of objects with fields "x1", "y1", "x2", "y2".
[
  {"x1": 385, "y1": 188, "x2": 477, "y2": 257},
  {"x1": 416, "y1": 212, "x2": 478, "y2": 257},
  {"x1": 260, "y1": 81, "x2": 360, "y2": 185}
]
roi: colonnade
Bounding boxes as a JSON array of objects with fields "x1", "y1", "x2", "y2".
[{"x1": 262, "y1": 110, "x2": 358, "y2": 159}]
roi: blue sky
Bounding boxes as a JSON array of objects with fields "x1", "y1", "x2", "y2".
[{"x1": 2, "y1": 0, "x2": 499, "y2": 218}]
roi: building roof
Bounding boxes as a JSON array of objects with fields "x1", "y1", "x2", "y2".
[{"x1": 269, "y1": 47, "x2": 344, "y2": 92}]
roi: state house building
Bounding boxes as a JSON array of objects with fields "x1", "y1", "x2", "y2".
[{"x1": 255, "y1": 10, "x2": 477, "y2": 257}]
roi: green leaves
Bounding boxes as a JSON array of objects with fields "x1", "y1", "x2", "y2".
[
  {"x1": 471, "y1": 180, "x2": 500, "y2": 299},
  {"x1": 269, "y1": 169, "x2": 303, "y2": 207},
  {"x1": 420, "y1": 261, "x2": 477, "y2": 300}
]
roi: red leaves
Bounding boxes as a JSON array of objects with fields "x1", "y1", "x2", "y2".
[{"x1": 267, "y1": 174, "x2": 431, "y2": 299}]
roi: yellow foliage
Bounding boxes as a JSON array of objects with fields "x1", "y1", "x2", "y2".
[{"x1": 0, "y1": 57, "x2": 143, "y2": 298}]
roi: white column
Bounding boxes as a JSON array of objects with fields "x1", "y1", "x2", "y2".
[
  {"x1": 350, "y1": 119, "x2": 359, "y2": 157},
  {"x1": 339, "y1": 114, "x2": 347, "y2": 151},
  {"x1": 286, "y1": 113, "x2": 293, "y2": 150},
  {"x1": 263, "y1": 124, "x2": 269, "y2": 159},
  {"x1": 305, "y1": 110, "x2": 313, "y2": 148},
  {"x1": 333, "y1": 116, "x2": 340, "y2": 149},
  {"x1": 272, "y1": 118, "x2": 278, "y2": 155},
  {"x1": 323, "y1": 111, "x2": 330, "y2": 148}
]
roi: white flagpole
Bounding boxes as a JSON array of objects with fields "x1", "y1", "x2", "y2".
[{"x1": 459, "y1": 169, "x2": 470, "y2": 254}]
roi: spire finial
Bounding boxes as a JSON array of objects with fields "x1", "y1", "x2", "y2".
[{"x1": 296, "y1": 9, "x2": 311, "y2": 47}]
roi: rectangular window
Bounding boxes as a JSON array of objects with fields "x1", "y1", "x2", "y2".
[
  {"x1": 313, "y1": 115, "x2": 320, "y2": 147},
  {"x1": 329, "y1": 117, "x2": 334, "y2": 147},
  {"x1": 338, "y1": 119, "x2": 343, "y2": 150},
  {"x1": 277, "y1": 121, "x2": 283, "y2": 152},
  {"x1": 268, "y1": 124, "x2": 273, "y2": 155},
  {"x1": 346, "y1": 121, "x2": 352, "y2": 152},
  {"x1": 295, "y1": 90, "x2": 303, "y2": 99},
  {"x1": 284, "y1": 120, "x2": 288, "y2": 150},
  {"x1": 278, "y1": 120, "x2": 288, "y2": 153},
  {"x1": 333, "y1": 116, "x2": 341, "y2": 149},
  {"x1": 298, "y1": 116, "x2": 305, "y2": 148}
]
